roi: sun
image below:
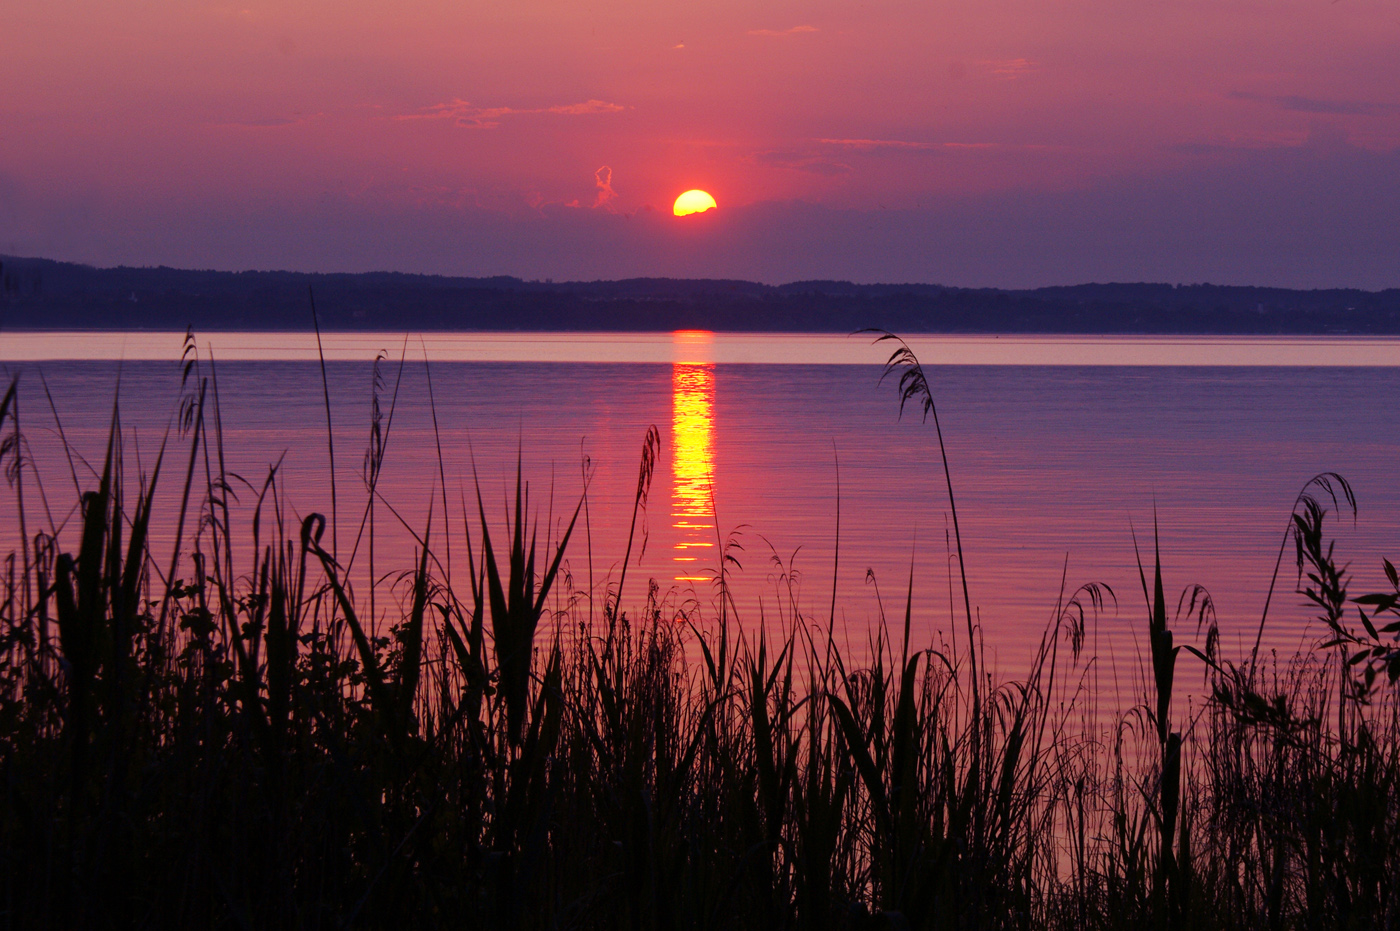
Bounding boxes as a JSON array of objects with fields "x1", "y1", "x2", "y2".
[{"x1": 673, "y1": 189, "x2": 717, "y2": 216}]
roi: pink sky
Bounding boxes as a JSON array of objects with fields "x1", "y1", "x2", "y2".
[{"x1": 1, "y1": 0, "x2": 1398, "y2": 286}]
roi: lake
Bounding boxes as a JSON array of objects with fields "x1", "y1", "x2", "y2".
[{"x1": 5, "y1": 331, "x2": 1400, "y2": 680}]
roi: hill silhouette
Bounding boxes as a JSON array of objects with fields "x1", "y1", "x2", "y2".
[{"x1": 2, "y1": 255, "x2": 1398, "y2": 334}]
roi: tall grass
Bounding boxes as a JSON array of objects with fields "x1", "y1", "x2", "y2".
[{"x1": 1, "y1": 341, "x2": 1399, "y2": 930}]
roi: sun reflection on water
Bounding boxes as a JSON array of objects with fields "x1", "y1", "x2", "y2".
[{"x1": 672, "y1": 331, "x2": 715, "y2": 582}]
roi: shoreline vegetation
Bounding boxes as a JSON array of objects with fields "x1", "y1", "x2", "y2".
[
  {"x1": 3, "y1": 334, "x2": 1400, "y2": 929},
  {"x1": 4, "y1": 255, "x2": 1400, "y2": 334}
]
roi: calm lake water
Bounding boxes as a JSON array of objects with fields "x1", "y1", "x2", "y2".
[{"x1": 5, "y1": 331, "x2": 1400, "y2": 678}]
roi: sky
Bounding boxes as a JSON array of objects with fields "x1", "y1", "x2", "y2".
[{"x1": 1, "y1": 0, "x2": 1398, "y2": 288}]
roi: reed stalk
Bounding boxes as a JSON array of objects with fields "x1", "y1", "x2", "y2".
[{"x1": 0, "y1": 342, "x2": 1397, "y2": 930}]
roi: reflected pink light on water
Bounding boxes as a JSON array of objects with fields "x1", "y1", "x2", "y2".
[
  {"x1": 11, "y1": 332, "x2": 1400, "y2": 366},
  {"x1": 6, "y1": 341, "x2": 1400, "y2": 680}
]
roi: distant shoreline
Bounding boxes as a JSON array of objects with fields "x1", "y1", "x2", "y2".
[
  {"x1": 9, "y1": 331, "x2": 1400, "y2": 367},
  {"x1": 3, "y1": 254, "x2": 1399, "y2": 335}
]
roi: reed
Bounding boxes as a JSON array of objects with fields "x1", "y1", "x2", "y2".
[{"x1": 1, "y1": 342, "x2": 1399, "y2": 931}]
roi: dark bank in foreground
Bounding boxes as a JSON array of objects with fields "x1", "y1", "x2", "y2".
[
  {"x1": 2, "y1": 338, "x2": 1399, "y2": 930},
  {"x1": 4, "y1": 254, "x2": 1400, "y2": 333}
]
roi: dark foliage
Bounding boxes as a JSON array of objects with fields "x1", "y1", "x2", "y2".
[{"x1": 2, "y1": 342, "x2": 1399, "y2": 930}]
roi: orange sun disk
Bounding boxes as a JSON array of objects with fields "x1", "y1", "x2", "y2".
[{"x1": 673, "y1": 190, "x2": 717, "y2": 216}]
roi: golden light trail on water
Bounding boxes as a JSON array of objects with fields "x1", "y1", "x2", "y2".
[{"x1": 671, "y1": 331, "x2": 716, "y2": 582}]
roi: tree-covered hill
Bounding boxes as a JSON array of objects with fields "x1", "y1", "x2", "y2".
[{"x1": 2, "y1": 255, "x2": 1398, "y2": 333}]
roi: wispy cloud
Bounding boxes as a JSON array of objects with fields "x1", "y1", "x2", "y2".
[
  {"x1": 749, "y1": 149, "x2": 854, "y2": 175},
  {"x1": 817, "y1": 138, "x2": 939, "y2": 151},
  {"x1": 215, "y1": 113, "x2": 320, "y2": 128},
  {"x1": 593, "y1": 166, "x2": 619, "y2": 210},
  {"x1": 396, "y1": 98, "x2": 626, "y2": 129},
  {"x1": 805, "y1": 138, "x2": 1006, "y2": 159},
  {"x1": 1166, "y1": 131, "x2": 1310, "y2": 155},
  {"x1": 750, "y1": 137, "x2": 1004, "y2": 173},
  {"x1": 980, "y1": 58, "x2": 1035, "y2": 79},
  {"x1": 1229, "y1": 91, "x2": 1395, "y2": 117},
  {"x1": 748, "y1": 25, "x2": 818, "y2": 37}
]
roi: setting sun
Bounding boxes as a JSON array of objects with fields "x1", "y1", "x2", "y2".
[{"x1": 673, "y1": 190, "x2": 717, "y2": 217}]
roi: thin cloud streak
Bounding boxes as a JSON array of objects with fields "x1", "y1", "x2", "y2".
[
  {"x1": 749, "y1": 137, "x2": 1049, "y2": 175},
  {"x1": 1229, "y1": 91, "x2": 1396, "y2": 117},
  {"x1": 815, "y1": 139, "x2": 1041, "y2": 156},
  {"x1": 748, "y1": 25, "x2": 818, "y2": 36},
  {"x1": 817, "y1": 138, "x2": 939, "y2": 151},
  {"x1": 396, "y1": 98, "x2": 627, "y2": 129},
  {"x1": 980, "y1": 58, "x2": 1035, "y2": 78},
  {"x1": 749, "y1": 150, "x2": 854, "y2": 175},
  {"x1": 814, "y1": 138, "x2": 1001, "y2": 155},
  {"x1": 213, "y1": 114, "x2": 321, "y2": 128}
]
